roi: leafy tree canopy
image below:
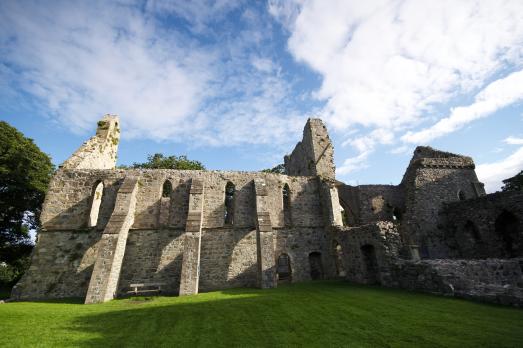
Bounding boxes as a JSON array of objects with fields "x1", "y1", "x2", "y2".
[
  {"x1": 0, "y1": 121, "x2": 54, "y2": 248},
  {"x1": 261, "y1": 163, "x2": 285, "y2": 174},
  {"x1": 122, "y1": 153, "x2": 205, "y2": 170},
  {"x1": 501, "y1": 170, "x2": 523, "y2": 192}
]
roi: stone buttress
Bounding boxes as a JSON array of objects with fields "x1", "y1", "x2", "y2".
[
  {"x1": 179, "y1": 179, "x2": 205, "y2": 296},
  {"x1": 84, "y1": 176, "x2": 139, "y2": 304},
  {"x1": 254, "y1": 178, "x2": 277, "y2": 289}
]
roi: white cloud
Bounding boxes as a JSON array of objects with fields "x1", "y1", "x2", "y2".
[
  {"x1": 504, "y1": 136, "x2": 523, "y2": 145},
  {"x1": 402, "y1": 69, "x2": 523, "y2": 144},
  {"x1": 0, "y1": 0, "x2": 306, "y2": 148},
  {"x1": 271, "y1": 0, "x2": 523, "y2": 169},
  {"x1": 476, "y1": 147, "x2": 523, "y2": 193}
]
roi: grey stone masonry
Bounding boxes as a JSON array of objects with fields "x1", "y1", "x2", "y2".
[
  {"x1": 179, "y1": 179, "x2": 205, "y2": 296},
  {"x1": 284, "y1": 118, "x2": 335, "y2": 180},
  {"x1": 254, "y1": 178, "x2": 277, "y2": 288},
  {"x1": 15, "y1": 114, "x2": 523, "y2": 307},
  {"x1": 84, "y1": 176, "x2": 139, "y2": 304}
]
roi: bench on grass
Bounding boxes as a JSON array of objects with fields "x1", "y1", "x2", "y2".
[{"x1": 128, "y1": 282, "x2": 166, "y2": 295}]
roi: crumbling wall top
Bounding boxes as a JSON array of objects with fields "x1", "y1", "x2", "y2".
[
  {"x1": 60, "y1": 114, "x2": 120, "y2": 170},
  {"x1": 284, "y1": 118, "x2": 335, "y2": 179}
]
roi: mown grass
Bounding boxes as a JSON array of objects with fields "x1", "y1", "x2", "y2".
[{"x1": 1, "y1": 281, "x2": 522, "y2": 347}]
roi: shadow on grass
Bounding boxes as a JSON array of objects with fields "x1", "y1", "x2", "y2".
[{"x1": 65, "y1": 281, "x2": 523, "y2": 348}]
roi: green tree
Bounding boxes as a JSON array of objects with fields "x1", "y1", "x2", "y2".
[
  {"x1": 124, "y1": 153, "x2": 205, "y2": 170},
  {"x1": 261, "y1": 163, "x2": 285, "y2": 174},
  {"x1": 0, "y1": 121, "x2": 54, "y2": 287},
  {"x1": 501, "y1": 170, "x2": 523, "y2": 192}
]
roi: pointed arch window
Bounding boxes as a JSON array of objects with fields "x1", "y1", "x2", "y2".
[
  {"x1": 283, "y1": 183, "x2": 292, "y2": 226},
  {"x1": 88, "y1": 181, "x2": 104, "y2": 227},
  {"x1": 224, "y1": 181, "x2": 235, "y2": 225}
]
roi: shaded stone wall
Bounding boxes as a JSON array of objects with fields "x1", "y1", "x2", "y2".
[
  {"x1": 400, "y1": 147, "x2": 485, "y2": 258},
  {"x1": 284, "y1": 119, "x2": 335, "y2": 179},
  {"x1": 118, "y1": 229, "x2": 185, "y2": 295},
  {"x1": 390, "y1": 258, "x2": 523, "y2": 306},
  {"x1": 442, "y1": 191, "x2": 523, "y2": 259},
  {"x1": 11, "y1": 230, "x2": 103, "y2": 300},
  {"x1": 330, "y1": 222, "x2": 401, "y2": 285}
]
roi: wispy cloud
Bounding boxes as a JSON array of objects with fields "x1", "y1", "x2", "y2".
[
  {"x1": 477, "y1": 147, "x2": 523, "y2": 193},
  {"x1": 0, "y1": 0, "x2": 305, "y2": 148},
  {"x1": 504, "y1": 136, "x2": 523, "y2": 145},
  {"x1": 402, "y1": 70, "x2": 523, "y2": 144}
]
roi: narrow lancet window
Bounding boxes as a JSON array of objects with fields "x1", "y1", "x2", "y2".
[
  {"x1": 88, "y1": 181, "x2": 104, "y2": 227},
  {"x1": 283, "y1": 184, "x2": 291, "y2": 226},
  {"x1": 162, "y1": 180, "x2": 172, "y2": 198},
  {"x1": 224, "y1": 181, "x2": 235, "y2": 225}
]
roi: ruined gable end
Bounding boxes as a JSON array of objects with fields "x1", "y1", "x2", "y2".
[
  {"x1": 60, "y1": 114, "x2": 120, "y2": 170},
  {"x1": 284, "y1": 118, "x2": 335, "y2": 179}
]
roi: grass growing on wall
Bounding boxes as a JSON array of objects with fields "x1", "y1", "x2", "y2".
[{"x1": 1, "y1": 281, "x2": 522, "y2": 347}]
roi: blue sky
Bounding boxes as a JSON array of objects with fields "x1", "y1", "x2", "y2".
[{"x1": 1, "y1": 0, "x2": 523, "y2": 192}]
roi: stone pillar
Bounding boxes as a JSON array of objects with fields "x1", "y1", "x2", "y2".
[
  {"x1": 319, "y1": 178, "x2": 343, "y2": 226},
  {"x1": 179, "y1": 179, "x2": 205, "y2": 296},
  {"x1": 253, "y1": 178, "x2": 276, "y2": 289},
  {"x1": 84, "y1": 176, "x2": 139, "y2": 304}
]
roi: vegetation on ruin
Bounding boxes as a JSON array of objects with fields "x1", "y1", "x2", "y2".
[
  {"x1": 120, "y1": 153, "x2": 205, "y2": 170},
  {"x1": 261, "y1": 163, "x2": 285, "y2": 174},
  {"x1": 501, "y1": 170, "x2": 523, "y2": 192},
  {"x1": 0, "y1": 121, "x2": 53, "y2": 292},
  {"x1": 1, "y1": 281, "x2": 522, "y2": 347}
]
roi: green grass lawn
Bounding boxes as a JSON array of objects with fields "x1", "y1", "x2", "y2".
[{"x1": 1, "y1": 281, "x2": 522, "y2": 347}]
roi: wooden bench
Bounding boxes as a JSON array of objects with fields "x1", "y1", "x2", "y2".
[{"x1": 128, "y1": 282, "x2": 166, "y2": 295}]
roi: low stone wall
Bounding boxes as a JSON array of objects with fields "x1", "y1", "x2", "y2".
[{"x1": 391, "y1": 258, "x2": 523, "y2": 306}]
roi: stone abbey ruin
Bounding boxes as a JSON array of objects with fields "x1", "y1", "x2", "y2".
[{"x1": 12, "y1": 115, "x2": 523, "y2": 305}]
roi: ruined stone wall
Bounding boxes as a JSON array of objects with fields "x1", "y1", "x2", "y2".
[
  {"x1": 330, "y1": 222, "x2": 401, "y2": 285},
  {"x1": 11, "y1": 230, "x2": 103, "y2": 299},
  {"x1": 442, "y1": 191, "x2": 523, "y2": 259},
  {"x1": 40, "y1": 170, "x2": 325, "y2": 232},
  {"x1": 17, "y1": 168, "x2": 332, "y2": 299},
  {"x1": 390, "y1": 258, "x2": 523, "y2": 306},
  {"x1": 284, "y1": 119, "x2": 335, "y2": 179},
  {"x1": 60, "y1": 115, "x2": 120, "y2": 170},
  {"x1": 400, "y1": 147, "x2": 485, "y2": 259},
  {"x1": 118, "y1": 229, "x2": 185, "y2": 295},
  {"x1": 274, "y1": 227, "x2": 332, "y2": 282},
  {"x1": 336, "y1": 184, "x2": 403, "y2": 226}
]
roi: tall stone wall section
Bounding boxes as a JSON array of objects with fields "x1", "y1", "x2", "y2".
[
  {"x1": 284, "y1": 118, "x2": 335, "y2": 179},
  {"x1": 60, "y1": 115, "x2": 120, "y2": 170},
  {"x1": 400, "y1": 146, "x2": 485, "y2": 258}
]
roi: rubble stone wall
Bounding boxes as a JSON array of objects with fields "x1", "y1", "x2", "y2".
[
  {"x1": 442, "y1": 191, "x2": 523, "y2": 258},
  {"x1": 391, "y1": 258, "x2": 523, "y2": 306}
]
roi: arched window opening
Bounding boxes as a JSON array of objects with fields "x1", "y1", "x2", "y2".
[
  {"x1": 224, "y1": 181, "x2": 235, "y2": 225},
  {"x1": 464, "y1": 220, "x2": 481, "y2": 242},
  {"x1": 334, "y1": 243, "x2": 346, "y2": 277},
  {"x1": 392, "y1": 207, "x2": 402, "y2": 222},
  {"x1": 458, "y1": 190, "x2": 466, "y2": 201},
  {"x1": 361, "y1": 244, "x2": 380, "y2": 285},
  {"x1": 88, "y1": 181, "x2": 104, "y2": 228},
  {"x1": 283, "y1": 184, "x2": 291, "y2": 226},
  {"x1": 162, "y1": 180, "x2": 172, "y2": 198},
  {"x1": 309, "y1": 252, "x2": 323, "y2": 280},
  {"x1": 495, "y1": 210, "x2": 520, "y2": 258},
  {"x1": 277, "y1": 254, "x2": 292, "y2": 283}
]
